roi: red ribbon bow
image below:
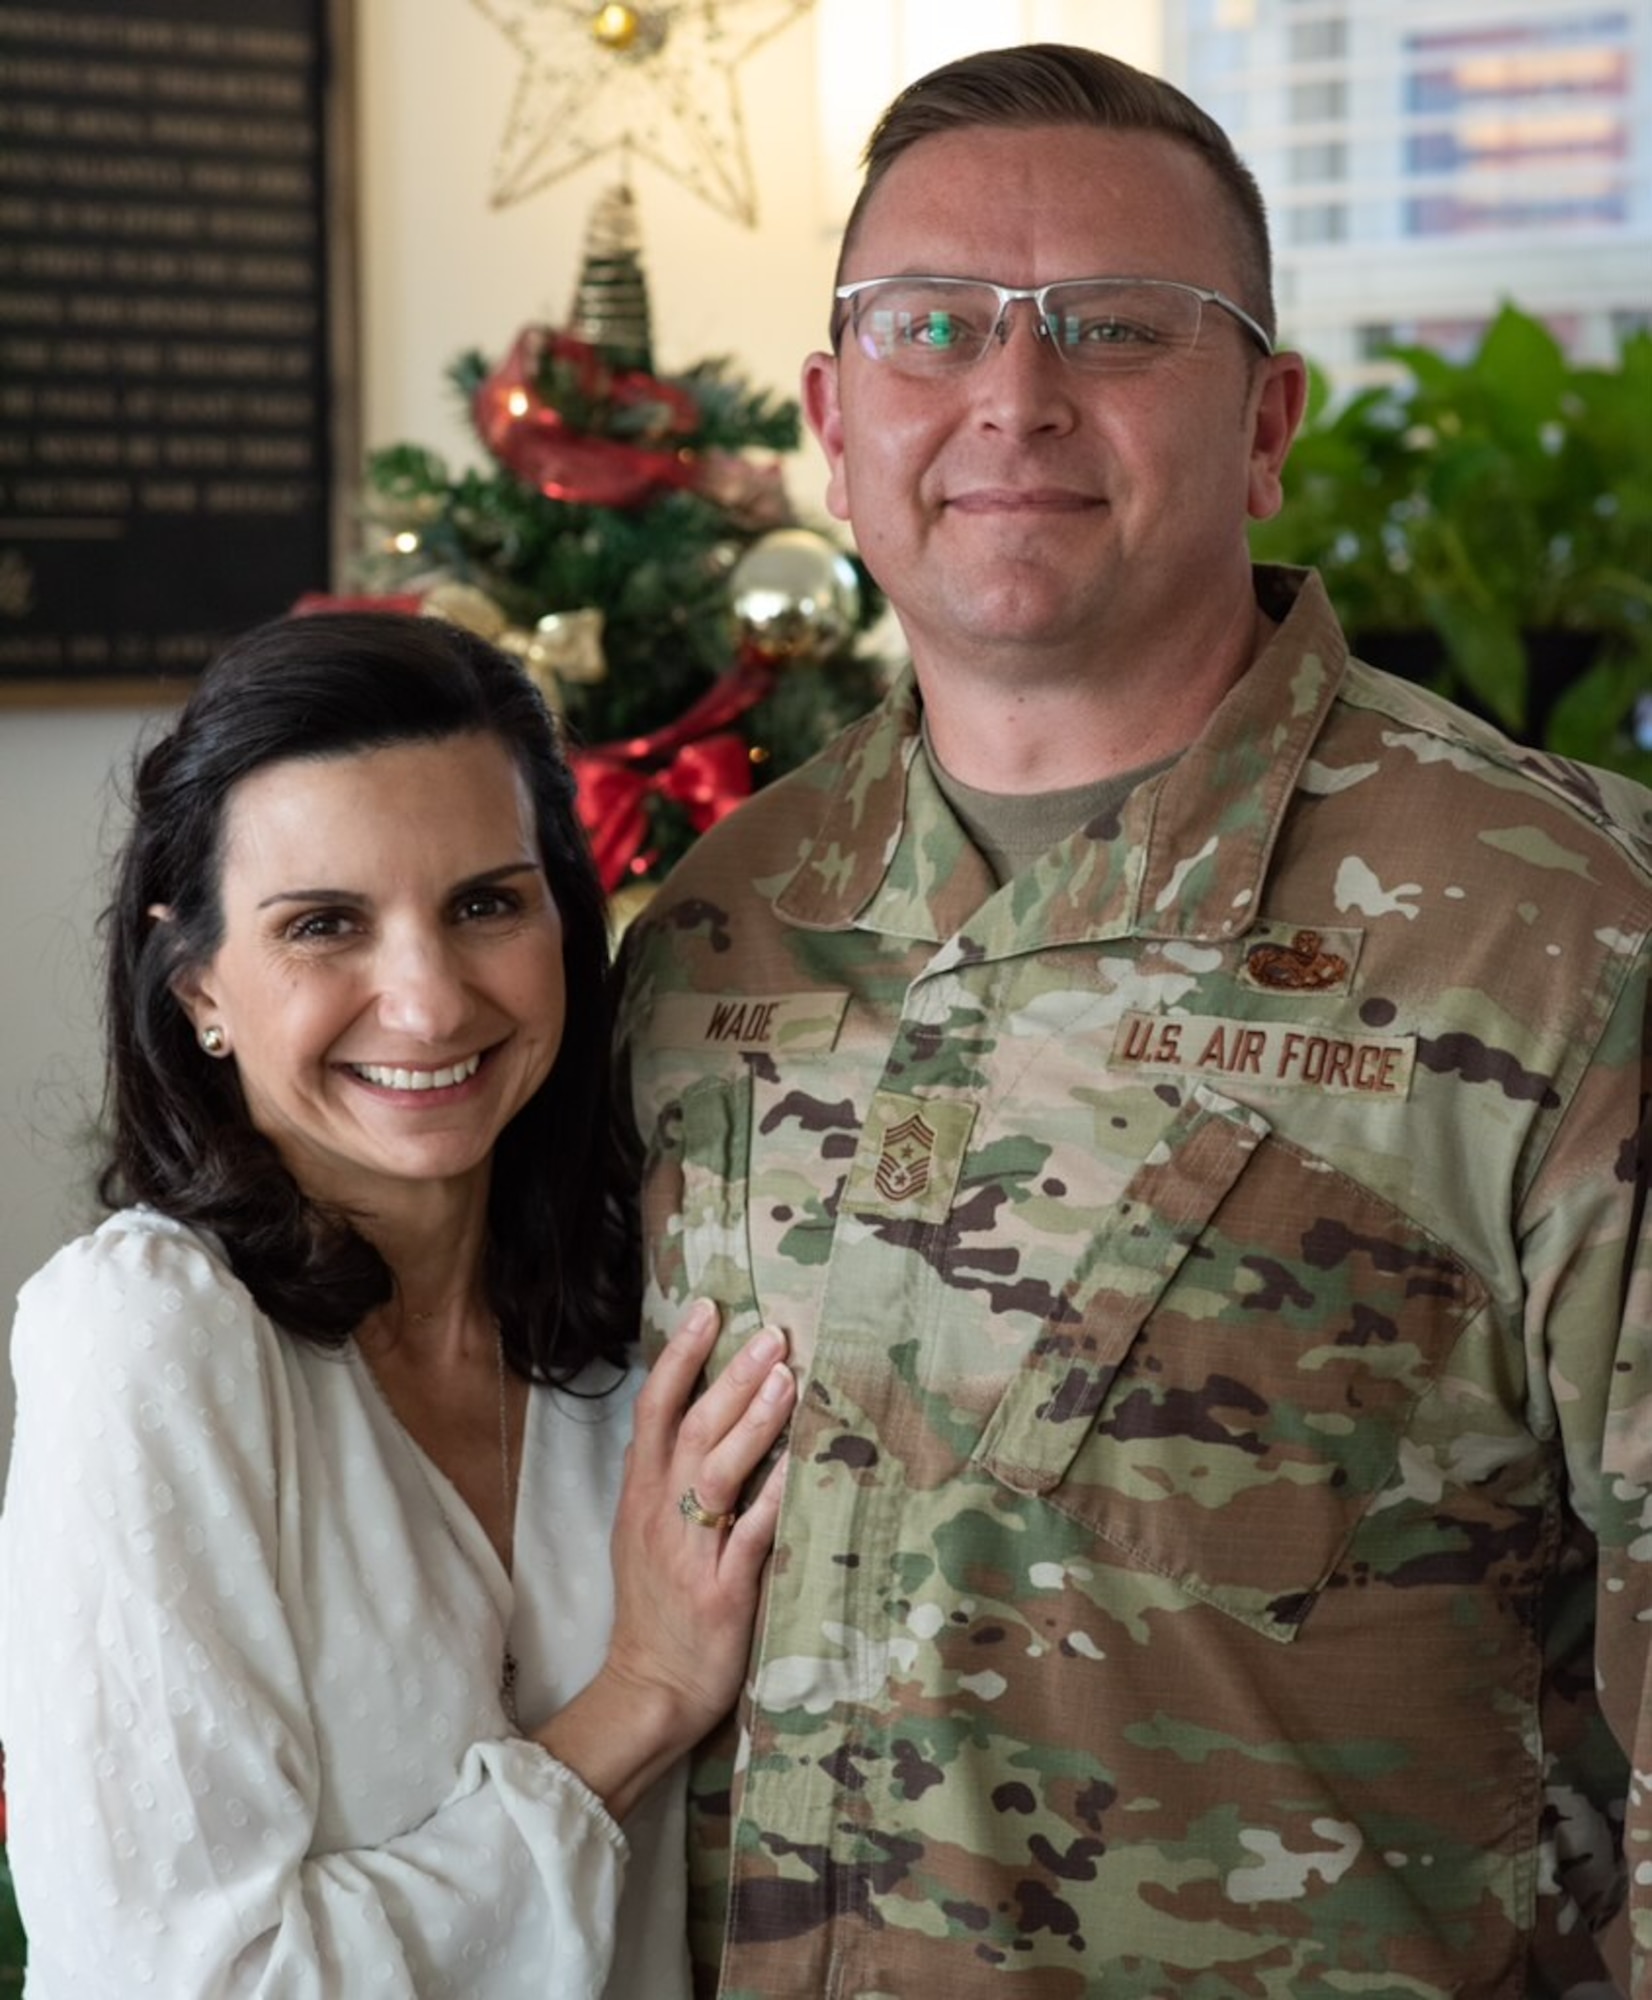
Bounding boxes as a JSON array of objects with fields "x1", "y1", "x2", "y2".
[
  {"x1": 472, "y1": 327, "x2": 702, "y2": 509},
  {"x1": 571, "y1": 656, "x2": 776, "y2": 889}
]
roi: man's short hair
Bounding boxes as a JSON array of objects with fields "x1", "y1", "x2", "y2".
[{"x1": 839, "y1": 42, "x2": 1277, "y2": 345}]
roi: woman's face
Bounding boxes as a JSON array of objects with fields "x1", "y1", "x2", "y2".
[{"x1": 173, "y1": 732, "x2": 567, "y2": 1223}]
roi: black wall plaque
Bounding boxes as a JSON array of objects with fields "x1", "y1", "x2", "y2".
[{"x1": 0, "y1": 0, "x2": 356, "y2": 702}]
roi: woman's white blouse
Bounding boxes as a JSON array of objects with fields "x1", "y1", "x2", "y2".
[{"x1": 0, "y1": 1209, "x2": 689, "y2": 1999}]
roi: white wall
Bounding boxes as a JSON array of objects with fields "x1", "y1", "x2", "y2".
[
  {"x1": 0, "y1": 702, "x2": 172, "y2": 1462},
  {"x1": 0, "y1": 0, "x2": 1158, "y2": 1477}
]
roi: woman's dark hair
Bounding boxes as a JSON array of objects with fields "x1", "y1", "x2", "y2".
[
  {"x1": 838, "y1": 42, "x2": 1277, "y2": 344},
  {"x1": 100, "y1": 608, "x2": 634, "y2": 1384}
]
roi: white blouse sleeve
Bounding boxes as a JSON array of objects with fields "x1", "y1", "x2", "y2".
[{"x1": 0, "y1": 1215, "x2": 627, "y2": 1999}]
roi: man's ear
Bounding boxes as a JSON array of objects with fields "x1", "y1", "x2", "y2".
[
  {"x1": 1246, "y1": 351, "x2": 1309, "y2": 524},
  {"x1": 802, "y1": 350, "x2": 851, "y2": 525}
]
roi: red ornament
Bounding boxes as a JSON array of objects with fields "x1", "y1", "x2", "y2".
[{"x1": 472, "y1": 327, "x2": 702, "y2": 508}]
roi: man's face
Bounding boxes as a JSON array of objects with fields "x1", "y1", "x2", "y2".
[{"x1": 803, "y1": 124, "x2": 1304, "y2": 683}]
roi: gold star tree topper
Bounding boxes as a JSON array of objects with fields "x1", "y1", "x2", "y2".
[{"x1": 472, "y1": 1, "x2": 817, "y2": 226}]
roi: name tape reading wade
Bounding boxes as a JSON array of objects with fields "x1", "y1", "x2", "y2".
[{"x1": 651, "y1": 992, "x2": 849, "y2": 1055}]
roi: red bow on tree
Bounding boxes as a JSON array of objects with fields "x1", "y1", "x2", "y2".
[
  {"x1": 571, "y1": 655, "x2": 776, "y2": 889},
  {"x1": 472, "y1": 327, "x2": 703, "y2": 509}
]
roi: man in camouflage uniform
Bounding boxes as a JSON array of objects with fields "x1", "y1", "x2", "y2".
[{"x1": 616, "y1": 43, "x2": 1652, "y2": 1999}]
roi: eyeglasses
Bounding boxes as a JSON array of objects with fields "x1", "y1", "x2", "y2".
[{"x1": 832, "y1": 275, "x2": 1274, "y2": 374}]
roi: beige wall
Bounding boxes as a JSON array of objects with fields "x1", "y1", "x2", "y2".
[{"x1": 0, "y1": 0, "x2": 1159, "y2": 1470}]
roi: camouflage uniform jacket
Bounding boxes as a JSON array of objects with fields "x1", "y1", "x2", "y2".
[{"x1": 616, "y1": 567, "x2": 1652, "y2": 1999}]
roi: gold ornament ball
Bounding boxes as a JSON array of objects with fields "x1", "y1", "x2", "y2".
[
  {"x1": 525, "y1": 607, "x2": 608, "y2": 687},
  {"x1": 729, "y1": 529, "x2": 862, "y2": 666},
  {"x1": 591, "y1": 4, "x2": 641, "y2": 51}
]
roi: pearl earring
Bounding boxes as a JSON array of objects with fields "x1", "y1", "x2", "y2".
[{"x1": 199, "y1": 1025, "x2": 227, "y2": 1057}]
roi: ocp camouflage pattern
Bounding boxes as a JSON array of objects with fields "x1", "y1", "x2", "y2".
[{"x1": 617, "y1": 568, "x2": 1652, "y2": 1998}]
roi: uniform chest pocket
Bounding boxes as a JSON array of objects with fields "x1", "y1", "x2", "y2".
[
  {"x1": 644, "y1": 1073, "x2": 762, "y2": 1334},
  {"x1": 973, "y1": 1083, "x2": 1487, "y2": 1640}
]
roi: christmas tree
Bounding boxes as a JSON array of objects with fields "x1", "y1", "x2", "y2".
[{"x1": 350, "y1": 184, "x2": 886, "y2": 913}]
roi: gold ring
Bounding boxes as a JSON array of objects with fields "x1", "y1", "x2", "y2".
[{"x1": 678, "y1": 1486, "x2": 736, "y2": 1531}]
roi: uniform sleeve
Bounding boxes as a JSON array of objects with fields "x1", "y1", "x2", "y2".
[
  {"x1": 1528, "y1": 952, "x2": 1652, "y2": 1976},
  {"x1": 0, "y1": 1217, "x2": 626, "y2": 1998}
]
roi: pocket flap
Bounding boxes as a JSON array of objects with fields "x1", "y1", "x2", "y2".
[{"x1": 976, "y1": 1086, "x2": 1269, "y2": 1495}]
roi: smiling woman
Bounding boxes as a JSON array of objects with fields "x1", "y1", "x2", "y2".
[
  {"x1": 166, "y1": 732, "x2": 570, "y2": 1231},
  {"x1": 0, "y1": 610, "x2": 795, "y2": 1998}
]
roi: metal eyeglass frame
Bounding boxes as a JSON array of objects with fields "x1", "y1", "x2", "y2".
[{"x1": 832, "y1": 274, "x2": 1276, "y2": 363}]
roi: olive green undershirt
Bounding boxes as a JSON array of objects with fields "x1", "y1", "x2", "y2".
[{"x1": 921, "y1": 718, "x2": 1179, "y2": 885}]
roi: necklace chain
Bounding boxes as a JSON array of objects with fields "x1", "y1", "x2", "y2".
[
  {"x1": 495, "y1": 1322, "x2": 520, "y2": 1729},
  {"x1": 495, "y1": 1322, "x2": 514, "y2": 1566},
  {"x1": 353, "y1": 1324, "x2": 523, "y2": 1730}
]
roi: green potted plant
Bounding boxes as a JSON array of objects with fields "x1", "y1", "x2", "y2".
[{"x1": 1251, "y1": 303, "x2": 1652, "y2": 785}]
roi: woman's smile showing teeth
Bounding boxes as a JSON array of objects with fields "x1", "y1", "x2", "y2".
[
  {"x1": 182, "y1": 732, "x2": 568, "y2": 1210},
  {"x1": 348, "y1": 1052, "x2": 485, "y2": 1093}
]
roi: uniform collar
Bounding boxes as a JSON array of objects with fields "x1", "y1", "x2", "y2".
[{"x1": 773, "y1": 567, "x2": 1348, "y2": 948}]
